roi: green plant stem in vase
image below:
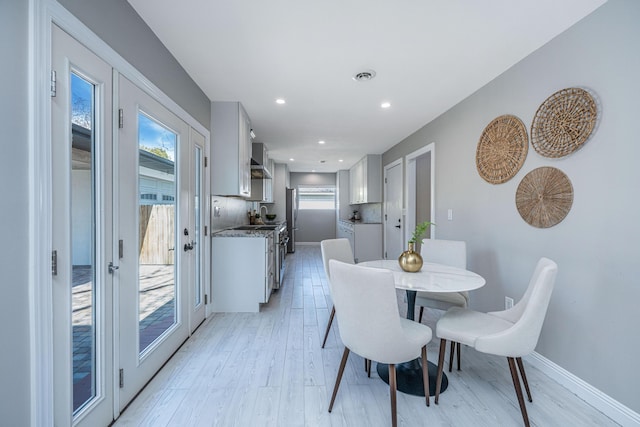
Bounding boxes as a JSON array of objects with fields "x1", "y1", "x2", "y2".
[{"x1": 398, "y1": 221, "x2": 435, "y2": 272}]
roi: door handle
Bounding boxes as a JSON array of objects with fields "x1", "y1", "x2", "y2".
[
  {"x1": 183, "y1": 242, "x2": 194, "y2": 251},
  {"x1": 108, "y1": 262, "x2": 119, "y2": 274},
  {"x1": 395, "y1": 225, "x2": 401, "y2": 229}
]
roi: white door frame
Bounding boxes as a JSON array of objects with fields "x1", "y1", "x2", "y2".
[
  {"x1": 405, "y1": 143, "x2": 436, "y2": 244},
  {"x1": 29, "y1": 1, "x2": 210, "y2": 424},
  {"x1": 383, "y1": 159, "x2": 403, "y2": 258}
]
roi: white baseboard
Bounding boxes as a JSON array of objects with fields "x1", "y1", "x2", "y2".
[{"x1": 527, "y1": 352, "x2": 640, "y2": 426}]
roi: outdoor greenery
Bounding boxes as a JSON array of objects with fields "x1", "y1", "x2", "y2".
[{"x1": 141, "y1": 145, "x2": 170, "y2": 159}]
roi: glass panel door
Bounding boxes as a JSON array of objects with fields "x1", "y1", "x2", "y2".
[
  {"x1": 52, "y1": 25, "x2": 114, "y2": 427},
  {"x1": 189, "y1": 129, "x2": 206, "y2": 331}
]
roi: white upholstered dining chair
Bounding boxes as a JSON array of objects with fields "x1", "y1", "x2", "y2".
[
  {"x1": 327, "y1": 260, "x2": 432, "y2": 427},
  {"x1": 320, "y1": 238, "x2": 355, "y2": 349},
  {"x1": 434, "y1": 257, "x2": 558, "y2": 427},
  {"x1": 415, "y1": 238, "x2": 468, "y2": 370}
]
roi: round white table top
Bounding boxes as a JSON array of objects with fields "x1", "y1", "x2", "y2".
[{"x1": 358, "y1": 259, "x2": 486, "y2": 293}]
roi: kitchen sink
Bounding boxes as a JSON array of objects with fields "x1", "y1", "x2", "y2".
[{"x1": 233, "y1": 225, "x2": 278, "y2": 230}]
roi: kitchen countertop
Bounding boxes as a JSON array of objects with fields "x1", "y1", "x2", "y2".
[
  {"x1": 212, "y1": 229, "x2": 274, "y2": 238},
  {"x1": 339, "y1": 219, "x2": 382, "y2": 224}
]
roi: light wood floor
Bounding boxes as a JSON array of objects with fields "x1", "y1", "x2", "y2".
[{"x1": 114, "y1": 245, "x2": 618, "y2": 427}]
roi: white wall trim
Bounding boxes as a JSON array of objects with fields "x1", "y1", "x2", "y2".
[
  {"x1": 527, "y1": 351, "x2": 640, "y2": 426},
  {"x1": 404, "y1": 143, "x2": 436, "y2": 242},
  {"x1": 383, "y1": 158, "x2": 403, "y2": 257}
]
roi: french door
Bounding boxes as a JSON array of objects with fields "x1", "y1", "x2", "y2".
[
  {"x1": 52, "y1": 26, "x2": 206, "y2": 425},
  {"x1": 116, "y1": 76, "x2": 190, "y2": 408},
  {"x1": 51, "y1": 25, "x2": 114, "y2": 427}
]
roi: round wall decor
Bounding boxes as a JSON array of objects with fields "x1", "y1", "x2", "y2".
[
  {"x1": 530, "y1": 87, "x2": 597, "y2": 158},
  {"x1": 476, "y1": 114, "x2": 528, "y2": 184},
  {"x1": 516, "y1": 167, "x2": 573, "y2": 228}
]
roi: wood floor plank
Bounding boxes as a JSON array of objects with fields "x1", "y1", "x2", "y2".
[{"x1": 116, "y1": 245, "x2": 620, "y2": 427}]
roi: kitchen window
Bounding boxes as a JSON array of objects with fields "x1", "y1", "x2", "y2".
[{"x1": 298, "y1": 185, "x2": 336, "y2": 210}]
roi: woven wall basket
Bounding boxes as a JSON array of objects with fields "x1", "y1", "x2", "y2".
[
  {"x1": 476, "y1": 114, "x2": 528, "y2": 184},
  {"x1": 516, "y1": 167, "x2": 573, "y2": 228},
  {"x1": 530, "y1": 87, "x2": 597, "y2": 158}
]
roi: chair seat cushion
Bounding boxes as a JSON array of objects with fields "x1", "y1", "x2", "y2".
[{"x1": 436, "y1": 307, "x2": 513, "y2": 347}]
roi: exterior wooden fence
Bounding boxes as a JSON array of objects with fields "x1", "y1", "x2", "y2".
[{"x1": 139, "y1": 205, "x2": 175, "y2": 265}]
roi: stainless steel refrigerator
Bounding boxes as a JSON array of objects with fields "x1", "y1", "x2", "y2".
[{"x1": 285, "y1": 188, "x2": 297, "y2": 253}]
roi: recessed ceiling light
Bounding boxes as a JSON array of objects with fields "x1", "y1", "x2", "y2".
[
  {"x1": 318, "y1": 140, "x2": 325, "y2": 144},
  {"x1": 353, "y1": 69, "x2": 376, "y2": 82},
  {"x1": 276, "y1": 98, "x2": 286, "y2": 104},
  {"x1": 289, "y1": 158, "x2": 294, "y2": 161},
  {"x1": 312, "y1": 169, "x2": 316, "y2": 172},
  {"x1": 339, "y1": 159, "x2": 344, "y2": 162},
  {"x1": 381, "y1": 102, "x2": 391, "y2": 109}
]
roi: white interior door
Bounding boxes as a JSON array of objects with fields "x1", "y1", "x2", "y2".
[
  {"x1": 51, "y1": 25, "x2": 115, "y2": 427},
  {"x1": 116, "y1": 76, "x2": 190, "y2": 409},
  {"x1": 384, "y1": 160, "x2": 404, "y2": 259}
]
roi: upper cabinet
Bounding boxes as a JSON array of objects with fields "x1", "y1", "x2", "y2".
[
  {"x1": 211, "y1": 101, "x2": 251, "y2": 197},
  {"x1": 349, "y1": 154, "x2": 382, "y2": 204}
]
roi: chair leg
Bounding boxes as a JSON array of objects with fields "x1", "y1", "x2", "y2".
[
  {"x1": 456, "y1": 342, "x2": 461, "y2": 371},
  {"x1": 328, "y1": 347, "x2": 350, "y2": 412},
  {"x1": 448, "y1": 341, "x2": 455, "y2": 372},
  {"x1": 389, "y1": 363, "x2": 397, "y2": 427},
  {"x1": 418, "y1": 306, "x2": 424, "y2": 323},
  {"x1": 435, "y1": 339, "x2": 447, "y2": 404},
  {"x1": 421, "y1": 345, "x2": 430, "y2": 406},
  {"x1": 516, "y1": 357, "x2": 533, "y2": 402},
  {"x1": 321, "y1": 306, "x2": 336, "y2": 348},
  {"x1": 508, "y1": 357, "x2": 530, "y2": 427}
]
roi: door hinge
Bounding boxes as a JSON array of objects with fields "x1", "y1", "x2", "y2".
[
  {"x1": 50, "y1": 70, "x2": 57, "y2": 97},
  {"x1": 118, "y1": 109, "x2": 124, "y2": 128},
  {"x1": 119, "y1": 239, "x2": 124, "y2": 259},
  {"x1": 385, "y1": 214, "x2": 387, "y2": 221},
  {"x1": 204, "y1": 156, "x2": 208, "y2": 167},
  {"x1": 384, "y1": 251, "x2": 387, "y2": 259},
  {"x1": 205, "y1": 294, "x2": 208, "y2": 304},
  {"x1": 119, "y1": 368, "x2": 124, "y2": 388},
  {"x1": 384, "y1": 177, "x2": 387, "y2": 184},
  {"x1": 51, "y1": 250, "x2": 58, "y2": 275},
  {"x1": 204, "y1": 225, "x2": 208, "y2": 236}
]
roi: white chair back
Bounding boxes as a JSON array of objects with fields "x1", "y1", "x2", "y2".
[
  {"x1": 320, "y1": 238, "x2": 354, "y2": 281},
  {"x1": 420, "y1": 239, "x2": 466, "y2": 269},
  {"x1": 328, "y1": 260, "x2": 423, "y2": 363},
  {"x1": 476, "y1": 257, "x2": 558, "y2": 357}
]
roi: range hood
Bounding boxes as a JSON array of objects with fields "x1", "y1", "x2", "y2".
[{"x1": 251, "y1": 142, "x2": 272, "y2": 179}]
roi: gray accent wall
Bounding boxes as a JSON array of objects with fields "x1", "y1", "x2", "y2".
[
  {"x1": 290, "y1": 173, "x2": 337, "y2": 243},
  {"x1": 0, "y1": 1, "x2": 31, "y2": 425},
  {"x1": 58, "y1": 0, "x2": 211, "y2": 128},
  {"x1": 383, "y1": 0, "x2": 639, "y2": 413}
]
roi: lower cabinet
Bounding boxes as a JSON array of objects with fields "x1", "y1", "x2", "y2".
[
  {"x1": 211, "y1": 233, "x2": 274, "y2": 312},
  {"x1": 338, "y1": 220, "x2": 382, "y2": 263}
]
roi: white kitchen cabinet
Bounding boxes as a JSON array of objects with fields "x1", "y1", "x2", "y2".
[
  {"x1": 211, "y1": 101, "x2": 251, "y2": 197},
  {"x1": 349, "y1": 154, "x2": 382, "y2": 204},
  {"x1": 338, "y1": 220, "x2": 382, "y2": 263},
  {"x1": 211, "y1": 232, "x2": 274, "y2": 312}
]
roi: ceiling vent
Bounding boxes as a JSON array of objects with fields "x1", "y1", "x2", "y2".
[{"x1": 353, "y1": 70, "x2": 376, "y2": 82}]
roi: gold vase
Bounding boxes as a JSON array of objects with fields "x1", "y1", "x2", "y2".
[{"x1": 398, "y1": 242, "x2": 423, "y2": 272}]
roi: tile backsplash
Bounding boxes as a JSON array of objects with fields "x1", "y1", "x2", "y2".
[
  {"x1": 211, "y1": 196, "x2": 250, "y2": 231},
  {"x1": 349, "y1": 202, "x2": 382, "y2": 223}
]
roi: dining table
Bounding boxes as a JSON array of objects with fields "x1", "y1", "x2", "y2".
[{"x1": 358, "y1": 259, "x2": 486, "y2": 397}]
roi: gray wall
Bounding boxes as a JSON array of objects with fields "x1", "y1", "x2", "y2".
[
  {"x1": 290, "y1": 173, "x2": 336, "y2": 242},
  {"x1": 383, "y1": 0, "x2": 639, "y2": 412},
  {"x1": 58, "y1": 0, "x2": 211, "y2": 128},
  {"x1": 0, "y1": 1, "x2": 31, "y2": 425}
]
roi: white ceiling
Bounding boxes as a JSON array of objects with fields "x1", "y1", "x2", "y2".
[{"x1": 127, "y1": 0, "x2": 605, "y2": 172}]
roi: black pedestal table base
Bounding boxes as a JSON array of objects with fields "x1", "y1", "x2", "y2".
[{"x1": 377, "y1": 358, "x2": 448, "y2": 397}]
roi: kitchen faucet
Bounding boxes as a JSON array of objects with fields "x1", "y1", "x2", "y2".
[{"x1": 260, "y1": 205, "x2": 268, "y2": 218}]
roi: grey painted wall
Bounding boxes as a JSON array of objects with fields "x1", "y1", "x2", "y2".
[
  {"x1": 58, "y1": 0, "x2": 211, "y2": 128},
  {"x1": 383, "y1": 0, "x2": 639, "y2": 412},
  {"x1": 290, "y1": 173, "x2": 336, "y2": 242},
  {"x1": 0, "y1": 1, "x2": 31, "y2": 425}
]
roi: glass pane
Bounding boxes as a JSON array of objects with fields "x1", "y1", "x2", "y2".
[
  {"x1": 194, "y1": 146, "x2": 202, "y2": 306},
  {"x1": 70, "y1": 73, "x2": 97, "y2": 413},
  {"x1": 138, "y1": 113, "x2": 177, "y2": 353}
]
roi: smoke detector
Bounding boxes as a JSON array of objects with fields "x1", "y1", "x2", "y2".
[{"x1": 352, "y1": 69, "x2": 376, "y2": 82}]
